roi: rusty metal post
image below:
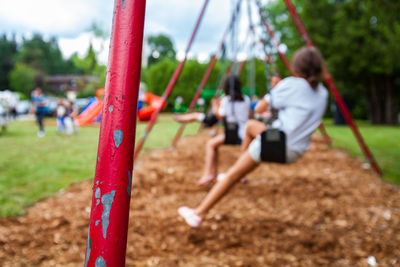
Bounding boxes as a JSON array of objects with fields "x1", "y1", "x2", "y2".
[{"x1": 84, "y1": 0, "x2": 146, "y2": 266}]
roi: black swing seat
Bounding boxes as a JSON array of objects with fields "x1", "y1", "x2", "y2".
[
  {"x1": 260, "y1": 128, "x2": 286, "y2": 163},
  {"x1": 203, "y1": 113, "x2": 218, "y2": 128},
  {"x1": 224, "y1": 120, "x2": 240, "y2": 145}
]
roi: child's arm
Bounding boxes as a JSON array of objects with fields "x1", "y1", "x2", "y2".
[
  {"x1": 254, "y1": 98, "x2": 269, "y2": 114},
  {"x1": 254, "y1": 76, "x2": 283, "y2": 114},
  {"x1": 270, "y1": 76, "x2": 282, "y2": 88},
  {"x1": 70, "y1": 108, "x2": 79, "y2": 118},
  {"x1": 211, "y1": 98, "x2": 219, "y2": 115},
  {"x1": 214, "y1": 97, "x2": 225, "y2": 120}
]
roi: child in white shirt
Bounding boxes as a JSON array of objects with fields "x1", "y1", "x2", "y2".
[
  {"x1": 179, "y1": 47, "x2": 328, "y2": 227},
  {"x1": 196, "y1": 75, "x2": 252, "y2": 186}
]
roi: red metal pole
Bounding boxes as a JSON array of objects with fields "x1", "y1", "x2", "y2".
[
  {"x1": 282, "y1": 0, "x2": 381, "y2": 176},
  {"x1": 134, "y1": 0, "x2": 210, "y2": 159},
  {"x1": 84, "y1": 1, "x2": 146, "y2": 266}
]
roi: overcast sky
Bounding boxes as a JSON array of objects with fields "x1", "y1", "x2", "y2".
[{"x1": 0, "y1": 0, "x2": 269, "y2": 63}]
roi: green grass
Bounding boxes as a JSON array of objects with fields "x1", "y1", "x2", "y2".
[
  {"x1": 323, "y1": 119, "x2": 400, "y2": 185},
  {"x1": 0, "y1": 115, "x2": 199, "y2": 217},
  {"x1": 0, "y1": 116, "x2": 398, "y2": 217}
]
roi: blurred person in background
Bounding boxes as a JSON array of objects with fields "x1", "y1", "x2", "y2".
[
  {"x1": 30, "y1": 78, "x2": 48, "y2": 137},
  {"x1": 64, "y1": 100, "x2": 79, "y2": 135},
  {"x1": 56, "y1": 98, "x2": 66, "y2": 134}
]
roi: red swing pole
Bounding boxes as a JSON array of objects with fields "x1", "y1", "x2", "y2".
[
  {"x1": 172, "y1": 0, "x2": 242, "y2": 147},
  {"x1": 134, "y1": 0, "x2": 210, "y2": 159},
  {"x1": 256, "y1": 0, "x2": 331, "y2": 144},
  {"x1": 84, "y1": 1, "x2": 146, "y2": 266},
  {"x1": 282, "y1": 0, "x2": 381, "y2": 176}
]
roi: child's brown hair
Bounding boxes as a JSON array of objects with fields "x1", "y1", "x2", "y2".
[{"x1": 292, "y1": 47, "x2": 324, "y2": 89}]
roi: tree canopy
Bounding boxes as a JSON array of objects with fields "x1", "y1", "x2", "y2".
[
  {"x1": 1, "y1": 33, "x2": 106, "y2": 98},
  {"x1": 147, "y1": 34, "x2": 176, "y2": 65},
  {"x1": 262, "y1": 0, "x2": 400, "y2": 124},
  {"x1": 0, "y1": 35, "x2": 18, "y2": 90}
]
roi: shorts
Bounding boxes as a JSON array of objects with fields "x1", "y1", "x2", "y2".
[
  {"x1": 248, "y1": 136, "x2": 301, "y2": 163},
  {"x1": 200, "y1": 113, "x2": 218, "y2": 128}
]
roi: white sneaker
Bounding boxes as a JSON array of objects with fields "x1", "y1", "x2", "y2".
[
  {"x1": 37, "y1": 130, "x2": 45, "y2": 138},
  {"x1": 178, "y1": 207, "x2": 202, "y2": 228}
]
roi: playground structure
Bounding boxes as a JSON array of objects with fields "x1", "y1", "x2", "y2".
[
  {"x1": 137, "y1": 92, "x2": 166, "y2": 121},
  {"x1": 76, "y1": 88, "x2": 166, "y2": 126},
  {"x1": 75, "y1": 88, "x2": 104, "y2": 126},
  {"x1": 82, "y1": 0, "x2": 385, "y2": 265}
]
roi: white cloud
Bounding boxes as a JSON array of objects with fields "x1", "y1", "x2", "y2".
[
  {"x1": 59, "y1": 33, "x2": 110, "y2": 64},
  {"x1": 0, "y1": 0, "x2": 272, "y2": 63},
  {"x1": 0, "y1": 0, "x2": 112, "y2": 36}
]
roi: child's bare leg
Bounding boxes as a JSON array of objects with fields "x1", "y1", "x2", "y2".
[
  {"x1": 197, "y1": 134, "x2": 225, "y2": 185},
  {"x1": 209, "y1": 124, "x2": 218, "y2": 137},
  {"x1": 241, "y1": 120, "x2": 267, "y2": 152},
  {"x1": 195, "y1": 151, "x2": 258, "y2": 217},
  {"x1": 174, "y1": 112, "x2": 203, "y2": 123}
]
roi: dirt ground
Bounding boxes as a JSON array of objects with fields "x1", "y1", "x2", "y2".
[{"x1": 0, "y1": 132, "x2": 399, "y2": 266}]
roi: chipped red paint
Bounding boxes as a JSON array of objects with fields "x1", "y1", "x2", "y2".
[
  {"x1": 282, "y1": 0, "x2": 381, "y2": 176},
  {"x1": 84, "y1": 0, "x2": 147, "y2": 266}
]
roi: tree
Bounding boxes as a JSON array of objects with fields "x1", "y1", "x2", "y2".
[
  {"x1": 9, "y1": 63, "x2": 39, "y2": 97},
  {"x1": 0, "y1": 34, "x2": 18, "y2": 90},
  {"x1": 143, "y1": 57, "x2": 177, "y2": 101},
  {"x1": 70, "y1": 44, "x2": 98, "y2": 75},
  {"x1": 147, "y1": 34, "x2": 176, "y2": 65},
  {"x1": 17, "y1": 33, "x2": 70, "y2": 75},
  {"x1": 330, "y1": 0, "x2": 400, "y2": 124},
  {"x1": 262, "y1": 0, "x2": 400, "y2": 124}
]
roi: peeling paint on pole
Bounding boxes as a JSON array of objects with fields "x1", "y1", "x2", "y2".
[
  {"x1": 84, "y1": 229, "x2": 91, "y2": 267},
  {"x1": 127, "y1": 171, "x2": 132, "y2": 196},
  {"x1": 95, "y1": 188, "x2": 101, "y2": 206},
  {"x1": 101, "y1": 191, "x2": 116, "y2": 239},
  {"x1": 95, "y1": 256, "x2": 107, "y2": 267},
  {"x1": 113, "y1": 130, "x2": 123, "y2": 148}
]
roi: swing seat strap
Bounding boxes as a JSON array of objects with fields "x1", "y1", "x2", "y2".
[
  {"x1": 224, "y1": 119, "x2": 240, "y2": 145},
  {"x1": 260, "y1": 129, "x2": 286, "y2": 163}
]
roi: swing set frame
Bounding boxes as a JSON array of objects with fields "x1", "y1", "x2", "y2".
[{"x1": 85, "y1": 0, "x2": 381, "y2": 266}]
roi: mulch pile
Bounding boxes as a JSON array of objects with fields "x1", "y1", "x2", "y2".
[{"x1": 0, "y1": 132, "x2": 399, "y2": 266}]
